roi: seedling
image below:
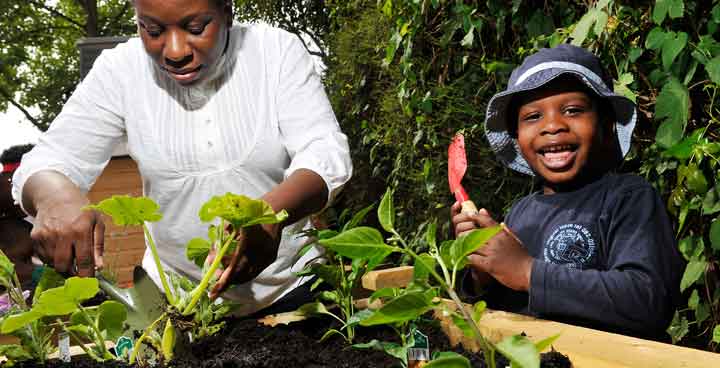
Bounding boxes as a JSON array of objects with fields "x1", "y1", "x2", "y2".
[
  {"x1": 316, "y1": 188, "x2": 558, "y2": 368},
  {"x1": 1, "y1": 271, "x2": 126, "y2": 362},
  {"x1": 86, "y1": 193, "x2": 287, "y2": 363}
]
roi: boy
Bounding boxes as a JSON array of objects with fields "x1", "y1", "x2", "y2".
[{"x1": 452, "y1": 44, "x2": 683, "y2": 340}]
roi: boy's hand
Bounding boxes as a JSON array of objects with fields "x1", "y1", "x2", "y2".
[
  {"x1": 451, "y1": 202, "x2": 497, "y2": 237},
  {"x1": 468, "y1": 226, "x2": 533, "y2": 291}
]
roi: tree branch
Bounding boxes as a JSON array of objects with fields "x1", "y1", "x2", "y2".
[
  {"x1": 0, "y1": 86, "x2": 41, "y2": 130},
  {"x1": 27, "y1": 0, "x2": 85, "y2": 31}
]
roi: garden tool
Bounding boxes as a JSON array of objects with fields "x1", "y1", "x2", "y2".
[
  {"x1": 97, "y1": 266, "x2": 165, "y2": 334},
  {"x1": 448, "y1": 133, "x2": 478, "y2": 215}
]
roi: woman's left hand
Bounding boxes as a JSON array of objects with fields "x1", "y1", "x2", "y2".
[{"x1": 208, "y1": 223, "x2": 282, "y2": 300}]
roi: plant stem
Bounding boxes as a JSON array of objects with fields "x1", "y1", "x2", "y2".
[
  {"x1": 446, "y1": 288, "x2": 495, "y2": 368},
  {"x1": 77, "y1": 304, "x2": 113, "y2": 359},
  {"x1": 143, "y1": 223, "x2": 175, "y2": 305},
  {"x1": 57, "y1": 318, "x2": 101, "y2": 362},
  {"x1": 129, "y1": 313, "x2": 167, "y2": 364},
  {"x1": 182, "y1": 229, "x2": 237, "y2": 315}
]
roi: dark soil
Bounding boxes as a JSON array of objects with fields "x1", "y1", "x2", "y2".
[{"x1": 13, "y1": 316, "x2": 571, "y2": 368}]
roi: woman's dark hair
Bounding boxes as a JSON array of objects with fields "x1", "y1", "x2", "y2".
[{"x1": 0, "y1": 144, "x2": 34, "y2": 165}]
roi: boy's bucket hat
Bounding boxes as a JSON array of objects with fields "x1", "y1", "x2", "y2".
[{"x1": 484, "y1": 44, "x2": 637, "y2": 175}]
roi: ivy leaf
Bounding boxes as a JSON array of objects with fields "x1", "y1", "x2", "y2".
[
  {"x1": 680, "y1": 260, "x2": 706, "y2": 292},
  {"x1": 709, "y1": 218, "x2": 720, "y2": 251},
  {"x1": 496, "y1": 335, "x2": 540, "y2": 368},
  {"x1": 661, "y1": 32, "x2": 688, "y2": 70},
  {"x1": 186, "y1": 238, "x2": 212, "y2": 268},
  {"x1": 360, "y1": 290, "x2": 436, "y2": 326},
  {"x1": 378, "y1": 187, "x2": 396, "y2": 233},
  {"x1": 653, "y1": 0, "x2": 685, "y2": 25},
  {"x1": 705, "y1": 56, "x2": 720, "y2": 85},
  {"x1": 318, "y1": 227, "x2": 396, "y2": 261},
  {"x1": 645, "y1": 27, "x2": 666, "y2": 50},
  {"x1": 199, "y1": 193, "x2": 288, "y2": 228},
  {"x1": 654, "y1": 78, "x2": 690, "y2": 148},
  {"x1": 85, "y1": 195, "x2": 162, "y2": 226},
  {"x1": 667, "y1": 311, "x2": 689, "y2": 344}
]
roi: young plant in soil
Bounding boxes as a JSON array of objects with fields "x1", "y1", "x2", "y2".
[
  {"x1": 1, "y1": 265, "x2": 127, "y2": 363},
  {"x1": 316, "y1": 188, "x2": 558, "y2": 368},
  {"x1": 86, "y1": 193, "x2": 287, "y2": 364}
]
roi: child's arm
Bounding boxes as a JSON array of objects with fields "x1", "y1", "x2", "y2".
[{"x1": 527, "y1": 186, "x2": 683, "y2": 338}]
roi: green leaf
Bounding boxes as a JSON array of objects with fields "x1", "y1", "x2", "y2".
[
  {"x1": 352, "y1": 340, "x2": 408, "y2": 364},
  {"x1": 451, "y1": 312, "x2": 475, "y2": 338},
  {"x1": 534, "y1": 334, "x2": 560, "y2": 353},
  {"x1": 667, "y1": 311, "x2": 689, "y2": 344},
  {"x1": 593, "y1": 10, "x2": 608, "y2": 36},
  {"x1": 318, "y1": 227, "x2": 396, "y2": 261},
  {"x1": 696, "y1": 301, "x2": 710, "y2": 324},
  {"x1": 85, "y1": 195, "x2": 162, "y2": 226},
  {"x1": 33, "y1": 267, "x2": 65, "y2": 304},
  {"x1": 472, "y1": 300, "x2": 486, "y2": 323},
  {"x1": 645, "y1": 27, "x2": 666, "y2": 50},
  {"x1": 678, "y1": 236, "x2": 704, "y2": 261},
  {"x1": 307, "y1": 264, "x2": 342, "y2": 288},
  {"x1": 425, "y1": 352, "x2": 471, "y2": 368},
  {"x1": 461, "y1": 26, "x2": 475, "y2": 48},
  {"x1": 570, "y1": 9, "x2": 599, "y2": 46},
  {"x1": 360, "y1": 290, "x2": 436, "y2": 326},
  {"x1": 629, "y1": 47, "x2": 644, "y2": 63},
  {"x1": 34, "y1": 277, "x2": 99, "y2": 316},
  {"x1": 97, "y1": 301, "x2": 127, "y2": 340},
  {"x1": 706, "y1": 56, "x2": 720, "y2": 85},
  {"x1": 1, "y1": 310, "x2": 43, "y2": 333},
  {"x1": 0, "y1": 249, "x2": 15, "y2": 281},
  {"x1": 425, "y1": 221, "x2": 437, "y2": 249},
  {"x1": 296, "y1": 301, "x2": 336, "y2": 318},
  {"x1": 663, "y1": 129, "x2": 702, "y2": 159},
  {"x1": 449, "y1": 226, "x2": 502, "y2": 268},
  {"x1": 653, "y1": 0, "x2": 684, "y2": 24},
  {"x1": 684, "y1": 164, "x2": 708, "y2": 194},
  {"x1": 680, "y1": 260, "x2": 707, "y2": 292},
  {"x1": 378, "y1": 188, "x2": 396, "y2": 233},
  {"x1": 713, "y1": 325, "x2": 720, "y2": 343},
  {"x1": 369, "y1": 287, "x2": 398, "y2": 302},
  {"x1": 661, "y1": 32, "x2": 687, "y2": 70},
  {"x1": 343, "y1": 203, "x2": 376, "y2": 231},
  {"x1": 198, "y1": 193, "x2": 288, "y2": 228},
  {"x1": 496, "y1": 335, "x2": 540, "y2": 368},
  {"x1": 186, "y1": 237, "x2": 212, "y2": 268},
  {"x1": 0, "y1": 344, "x2": 32, "y2": 361},
  {"x1": 654, "y1": 78, "x2": 690, "y2": 148},
  {"x1": 413, "y1": 253, "x2": 436, "y2": 282},
  {"x1": 710, "y1": 218, "x2": 720, "y2": 251},
  {"x1": 705, "y1": 186, "x2": 720, "y2": 215},
  {"x1": 614, "y1": 73, "x2": 636, "y2": 103}
]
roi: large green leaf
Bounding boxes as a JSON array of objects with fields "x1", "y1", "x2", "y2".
[
  {"x1": 706, "y1": 56, "x2": 720, "y2": 85},
  {"x1": 97, "y1": 300, "x2": 127, "y2": 340},
  {"x1": 85, "y1": 195, "x2": 162, "y2": 226},
  {"x1": 654, "y1": 78, "x2": 690, "y2": 148},
  {"x1": 645, "y1": 27, "x2": 666, "y2": 50},
  {"x1": 496, "y1": 335, "x2": 540, "y2": 368},
  {"x1": 360, "y1": 290, "x2": 436, "y2": 326},
  {"x1": 33, "y1": 267, "x2": 65, "y2": 305},
  {"x1": 653, "y1": 0, "x2": 685, "y2": 25},
  {"x1": 199, "y1": 193, "x2": 288, "y2": 228},
  {"x1": 318, "y1": 227, "x2": 396, "y2": 260},
  {"x1": 570, "y1": 9, "x2": 600, "y2": 46},
  {"x1": 713, "y1": 325, "x2": 720, "y2": 343},
  {"x1": 449, "y1": 226, "x2": 502, "y2": 268},
  {"x1": 0, "y1": 249, "x2": 15, "y2": 282},
  {"x1": 34, "y1": 277, "x2": 98, "y2": 316},
  {"x1": 0, "y1": 309, "x2": 43, "y2": 333},
  {"x1": 378, "y1": 187, "x2": 396, "y2": 233},
  {"x1": 186, "y1": 237, "x2": 212, "y2": 268},
  {"x1": 680, "y1": 260, "x2": 707, "y2": 292}
]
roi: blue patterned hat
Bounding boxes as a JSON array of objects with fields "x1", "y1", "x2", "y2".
[{"x1": 484, "y1": 44, "x2": 637, "y2": 175}]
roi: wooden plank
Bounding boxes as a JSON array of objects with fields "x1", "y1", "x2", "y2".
[{"x1": 361, "y1": 266, "x2": 414, "y2": 290}]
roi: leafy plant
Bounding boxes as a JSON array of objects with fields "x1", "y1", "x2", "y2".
[
  {"x1": 2, "y1": 273, "x2": 125, "y2": 362},
  {"x1": 86, "y1": 194, "x2": 287, "y2": 363},
  {"x1": 0, "y1": 250, "x2": 63, "y2": 365},
  {"x1": 316, "y1": 188, "x2": 557, "y2": 368}
]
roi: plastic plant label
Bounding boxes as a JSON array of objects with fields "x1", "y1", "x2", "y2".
[
  {"x1": 407, "y1": 329, "x2": 430, "y2": 362},
  {"x1": 58, "y1": 331, "x2": 71, "y2": 362},
  {"x1": 115, "y1": 336, "x2": 133, "y2": 359}
]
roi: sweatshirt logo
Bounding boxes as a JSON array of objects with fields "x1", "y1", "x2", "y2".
[{"x1": 544, "y1": 223, "x2": 596, "y2": 269}]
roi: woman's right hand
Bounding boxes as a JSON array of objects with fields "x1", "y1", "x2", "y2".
[{"x1": 24, "y1": 171, "x2": 105, "y2": 277}]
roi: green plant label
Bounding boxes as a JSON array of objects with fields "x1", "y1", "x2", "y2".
[
  {"x1": 115, "y1": 336, "x2": 133, "y2": 359},
  {"x1": 407, "y1": 330, "x2": 429, "y2": 362}
]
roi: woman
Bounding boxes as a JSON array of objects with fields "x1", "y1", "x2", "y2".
[{"x1": 12, "y1": 0, "x2": 352, "y2": 316}]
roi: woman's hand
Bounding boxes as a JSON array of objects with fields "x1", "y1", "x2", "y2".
[
  {"x1": 24, "y1": 171, "x2": 105, "y2": 277},
  {"x1": 208, "y1": 223, "x2": 281, "y2": 300}
]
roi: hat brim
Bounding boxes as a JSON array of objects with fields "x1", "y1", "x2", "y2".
[{"x1": 484, "y1": 68, "x2": 637, "y2": 176}]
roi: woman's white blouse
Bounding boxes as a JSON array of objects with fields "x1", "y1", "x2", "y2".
[{"x1": 12, "y1": 24, "x2": 352, "y2": 315}]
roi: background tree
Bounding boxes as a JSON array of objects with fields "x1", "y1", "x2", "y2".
[{"x1": 0, "y1": 0, "x2": 135, "y2": 131}]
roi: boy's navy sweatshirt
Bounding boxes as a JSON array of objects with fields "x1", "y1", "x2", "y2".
[{"x1": 480, "y1": 173, "x2": 684, "y2": 339}]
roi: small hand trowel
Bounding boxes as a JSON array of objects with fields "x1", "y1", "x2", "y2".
[
  {"x1": 448, "y1": 133, "x2": 478, "y2": 215},
  {"x1": 97, "y1": 266, "x2": 165, "y2": 335}
]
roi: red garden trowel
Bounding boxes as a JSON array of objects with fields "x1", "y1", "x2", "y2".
[{"x1": 448, "y1": 133, "x2": 478, "y2": 215}]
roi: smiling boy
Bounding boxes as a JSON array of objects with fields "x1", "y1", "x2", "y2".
[{"x1": 452, "y1": 45, "x2": 684, "y2": 339}]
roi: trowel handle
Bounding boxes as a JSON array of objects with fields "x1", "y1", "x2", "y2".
[{"x1": 460, "y1": 200, "x2": 478, "y2": 215}]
